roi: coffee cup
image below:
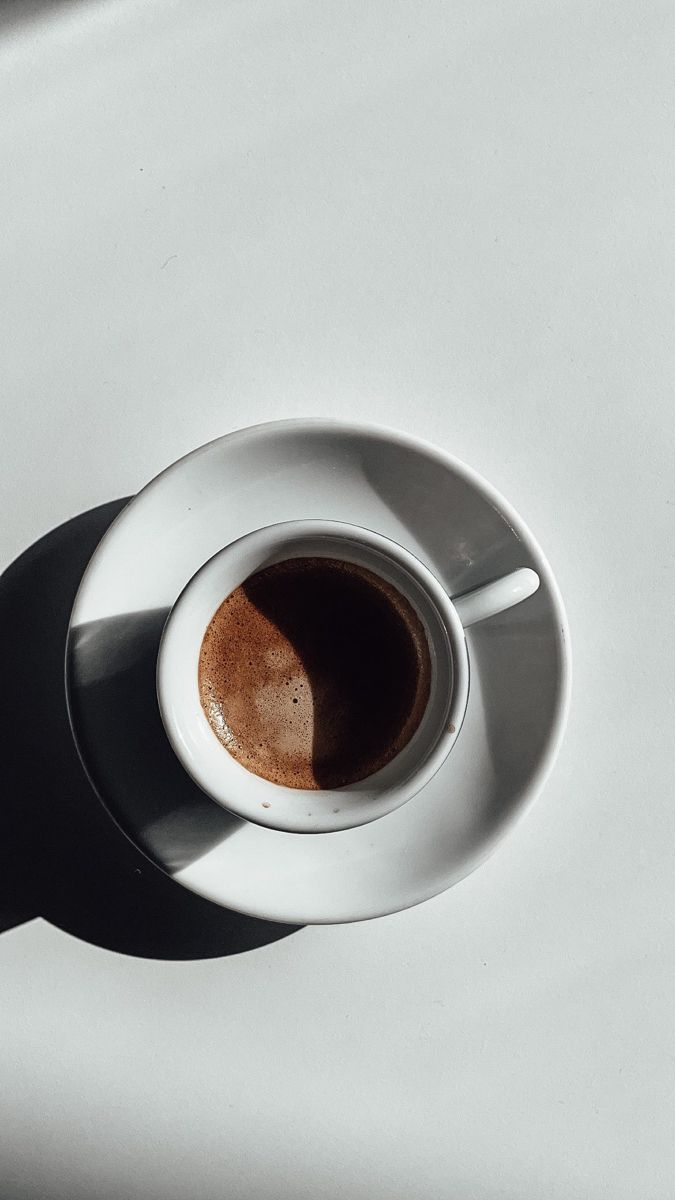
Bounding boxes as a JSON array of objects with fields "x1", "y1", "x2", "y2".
[{"x1": 157, "y1": 520, "x2": 539, "y2": 833}]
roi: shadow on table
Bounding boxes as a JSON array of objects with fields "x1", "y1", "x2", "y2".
[
  {"x1": 0, "y1": 499, "x2": 301, "y2": 960},
  {"x1": 0, "y1": 0, "x2": 78, "y2": 36}
]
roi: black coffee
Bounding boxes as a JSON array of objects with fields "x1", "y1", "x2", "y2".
[{"x1": 198, "y1": 557, "x2": 431, "y2": 789}]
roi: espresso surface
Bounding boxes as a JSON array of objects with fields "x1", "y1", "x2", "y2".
[{"x1": 198, "y1": 557, "x2": 431, "y2": 789}]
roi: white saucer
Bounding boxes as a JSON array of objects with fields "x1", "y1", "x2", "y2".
[{"x1": 67, "y1": 420, "x2": 570, "y2": 924}]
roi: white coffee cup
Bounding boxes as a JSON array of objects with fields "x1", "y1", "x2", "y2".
[{"x1": 157, "y1": 520, "x2": 539, "y2": 833}]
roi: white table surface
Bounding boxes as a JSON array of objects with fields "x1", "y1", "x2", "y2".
[{"x1": 1, "y1": 3, "x2": 673, "y2": 1198}]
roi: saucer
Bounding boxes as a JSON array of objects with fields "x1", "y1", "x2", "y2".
[{"x1": 67, "y1": 420, "x2": 570, "y2": 924}]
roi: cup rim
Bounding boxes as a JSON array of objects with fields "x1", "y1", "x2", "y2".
[{"x1": 156, "y1": 520, "x2": 469, "y2": 833}]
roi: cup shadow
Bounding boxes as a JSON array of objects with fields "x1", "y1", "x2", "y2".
[
  {"x1": 68, "y1": 607, "x2": 244, "y2": 873},
  {"x1": 358, "y1": 439, "x2": 564, "y2": 822},
  {"x1": 0, "y1": 500, "x2": 301, "y2": 959}
]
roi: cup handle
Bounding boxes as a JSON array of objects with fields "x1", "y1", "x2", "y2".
[{"x1": 452, "y1": 567, "x2": 540, "y2": 629}]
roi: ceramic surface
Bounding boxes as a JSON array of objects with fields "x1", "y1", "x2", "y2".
[
  {"x1": 157, "y1": 520, "x2": 468, "y2": 834},
  {"x1": 67, "y1": 420, "x2": 570, "y2": 923}
]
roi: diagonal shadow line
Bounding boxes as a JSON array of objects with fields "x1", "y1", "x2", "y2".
[{"x1": 0, "y1": 499, "x2": 302, "y2": 959}]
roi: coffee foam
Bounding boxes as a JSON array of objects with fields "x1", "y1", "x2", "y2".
[{"x1": 198, "y1": 557, "x2": 431, "y2": 790}]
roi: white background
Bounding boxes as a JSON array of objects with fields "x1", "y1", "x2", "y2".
[{"x1": 1, "y1": 2, "x2": 673, "y2": 1197}]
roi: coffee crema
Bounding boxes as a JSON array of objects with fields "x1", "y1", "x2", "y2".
[{"x1": 197, "y1": 557, "x2": 432, "y2": 790}]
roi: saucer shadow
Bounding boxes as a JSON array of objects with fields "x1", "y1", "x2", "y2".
[{"x1": 0, "y1": 500, "x2": 301, "y2": 959}]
